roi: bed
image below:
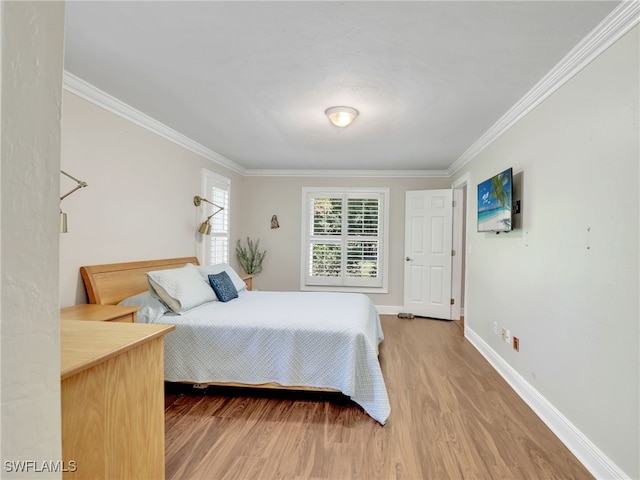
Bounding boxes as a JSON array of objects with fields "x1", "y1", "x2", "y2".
[{"x1": 80, "y1": 257, "x2": 390, "y2": 424}]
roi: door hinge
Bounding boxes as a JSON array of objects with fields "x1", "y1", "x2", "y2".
[
  {"x1": 450, "y1": 298, "x2": 455, "y2": 305},
  {"x1": 452, "y1": 200, "x2": 456, "y2": 207},
  {"x1": 451, "y1": 249, "x2": 456, "y2": 256}
]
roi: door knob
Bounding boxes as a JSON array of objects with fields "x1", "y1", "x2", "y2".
[{"x1": 406, "y1": 256, "x2": 412, "y2": 261}]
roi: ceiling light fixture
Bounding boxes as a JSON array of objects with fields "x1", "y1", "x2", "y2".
[{"x1": 325, "y1": 106, "x2": 359, "y2": 128}]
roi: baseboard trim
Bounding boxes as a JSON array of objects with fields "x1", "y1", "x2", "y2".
[
  {"x1": 375, "y1": 305, "x2": 402, "y2": 315},
  {"x1": 464, "y1": 326, "x2": 629, "y2": 479},
  {"x1": 375, "y1": 305, "x2": 467, "y2": 320}
]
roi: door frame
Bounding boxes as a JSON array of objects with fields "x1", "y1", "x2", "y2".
[
  {"x1": 451, "y1": 188, "x2": 463, "y2": 320},
  {"x1": 451, "y1": 173, "x2": 471, "y2": 328}
]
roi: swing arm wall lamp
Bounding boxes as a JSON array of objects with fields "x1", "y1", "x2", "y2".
[
  {"x1": 60, "y1": 170, "x2": 88, "y2": 233},
  {"x1": 194, "y1": 195, "x2": 224, "y2": 235}
]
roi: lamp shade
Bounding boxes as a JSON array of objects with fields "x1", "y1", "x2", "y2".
[
  {"x1": 325, "y1": 106, "x2": 359, "y2": 128},
  {"x1": 60, "y1": 211, "x2": 68, "y2": 233},
  {"x1": 198, "y1": 220, "x2": 212, "y2": 235}
]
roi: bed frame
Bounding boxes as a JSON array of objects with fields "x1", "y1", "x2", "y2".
[
  {"x1": 80, "y1": 257, "x2": 199, "y2": 305},
  {"x1": 79, "y1": 257, "x2": 338, "y2": 393}
]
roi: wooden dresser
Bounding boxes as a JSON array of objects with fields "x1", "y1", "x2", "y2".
[{"x1": 60, "y1": 320, "x2": 175, "y2": 479}]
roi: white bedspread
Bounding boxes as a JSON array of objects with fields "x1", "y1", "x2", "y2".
[{"x1": 145, "y1": 290, "x2": 390, "y2": 424}]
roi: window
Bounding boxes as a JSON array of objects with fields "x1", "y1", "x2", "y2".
[
  {"x1": 301, "y1": 187, "x2": 389, "y2": 292},
  {"x1": 200, "y1": 170, "x2": 230, "y2": 265}
]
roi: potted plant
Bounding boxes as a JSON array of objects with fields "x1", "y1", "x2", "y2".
[{"x1": 235, "y1": 237, "x2": 266, "y2": 275}]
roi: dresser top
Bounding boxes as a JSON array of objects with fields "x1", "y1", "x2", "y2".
[
  {"x1": 61, "y1": 320, "x2": 175, "y2": 379},
  {"x1": 60, "y1": 304, "x2": 139, "y2": 321}
]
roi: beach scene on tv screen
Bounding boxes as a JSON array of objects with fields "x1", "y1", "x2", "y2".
[{"x1": 477, "y1": 169, "x2": 512, "y2": 232}]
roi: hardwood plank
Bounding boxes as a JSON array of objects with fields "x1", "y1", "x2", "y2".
[{"x1": 164, "y1": 315, "x2": 593, "y2": 480}]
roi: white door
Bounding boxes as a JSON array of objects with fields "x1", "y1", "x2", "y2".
[{"x1": 403, "y1": 190, "x2": 453, "y2": 320}]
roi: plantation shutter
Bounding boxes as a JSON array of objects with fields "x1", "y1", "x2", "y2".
[
  {"x1": 346, "y1": 196, "x2": 380, "y2": 280},
  {"x1": 308, "y1": 194, "x2": 343, "y2": 285},
  {"x1": 201, "y1": 171, "x2": 230, "y2": 265},
  {"x1": 304, "y1": 189, "x2": 386, "y2": 289}
]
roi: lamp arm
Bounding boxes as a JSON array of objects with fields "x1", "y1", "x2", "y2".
[
  {"x1": 60, "y1": 184, "x2": 85, "y2": 202},
  {"x1": 193, "y1": 195, "x2": 224, "y2": 212},
  {"x1": 60, "y1": 170, "x2": 88, "y2": 202},
  {"x1": 61, "y1": 170, "x2": 85, "y2": 184},
  {"x1": 202, "y1": 206, "x2": 224, "y2": 225},
  {"x1": 207, "y1": 205, "x2": 224, "y2": 218}
]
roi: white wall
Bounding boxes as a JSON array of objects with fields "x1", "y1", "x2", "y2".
[
  {"x1": 239, "y1": 175, "x2": 451, "y2": 307},
  {"x1": 1, "y1": 1, "x2": 65, "y2": 475},
  {"x1": 60, "y1": 87, "x2": 452, "y2": 310},
  {"x1": 452, "y1": 26, "x2": 639, "y2": 479},
  {"x1": 59, "y1": 92, "x2": 245, "y2": 306}
]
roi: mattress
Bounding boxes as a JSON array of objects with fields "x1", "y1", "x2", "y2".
[{"x1": 143, "y1": 290, "x2": 390, "y2": 424}]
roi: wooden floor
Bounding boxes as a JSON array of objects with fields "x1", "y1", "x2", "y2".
[{"x1": 164, "y1": 315, "x2": 592, "y2": 480}]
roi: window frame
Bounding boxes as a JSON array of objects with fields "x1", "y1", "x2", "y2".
[
  {"x1": 300, "y1": 187, "x2": 389, "y2": 293},
  {"x1": 199, "y1": 169, "x2": 231, "y2": 266}
]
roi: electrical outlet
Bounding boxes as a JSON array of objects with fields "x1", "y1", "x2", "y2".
[
  {"x1": 506, "y1": 329, "x2": 511, "y2": 343},
  {"x1": 513, "y1": 337, "x2": 520, "y2": 352},
  {"x1": 501, "y1": 328, "x2": 506, "y2": 341},
  {"x1": 493, "y1": 322, "x2": 498, "y2": 335}
]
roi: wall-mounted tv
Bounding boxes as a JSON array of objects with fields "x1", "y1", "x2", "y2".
[{"x1": 477, "y1": 167, "x2": 513, "y2": 233}]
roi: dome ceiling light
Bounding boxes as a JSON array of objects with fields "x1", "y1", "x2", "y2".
[{"x1": 325, "y1": 106, "x2": 359, "y2": 128}]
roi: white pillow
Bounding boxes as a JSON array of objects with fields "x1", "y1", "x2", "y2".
[
  {"x1": 196, "y1": 263, "x2": 247, "y2": 292},
  {"x1": 147, "y1": 263, "x2": 217, "y2": 313}
]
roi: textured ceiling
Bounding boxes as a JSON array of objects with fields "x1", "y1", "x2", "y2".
[{"x1": 64, "y1": 1, "x2": 619, "y2": 173}]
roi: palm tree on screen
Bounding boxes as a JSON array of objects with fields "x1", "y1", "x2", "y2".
[{"x1": 490, "y1": 173, "x2": 510, "y2": 209}]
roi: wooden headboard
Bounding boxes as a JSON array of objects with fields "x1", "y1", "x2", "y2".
[{"x1": 80, "y1": 257, "x2": 199, "y2": 305}]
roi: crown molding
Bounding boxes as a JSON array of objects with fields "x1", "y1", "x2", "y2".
[
  {"x1": 63, "y1": 1, "x2": 638, "y2": 180},
  {"x1": 62, "y1": 72, "x2": 444, "y2": 178},
  {"x1": 243, "y1": 168, "x2": 450, "y2": 178},
  {"x1": 62, "y1": 72, "x2": 247, "y2": 176},
  {"x1": 448, "y1": 0, "x2": 640, "y2": 176}
]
